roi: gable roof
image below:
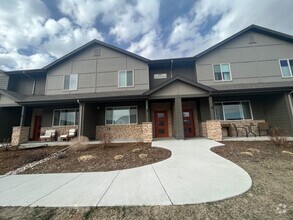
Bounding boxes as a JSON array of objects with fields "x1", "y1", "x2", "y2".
[
  {"x1": 195, "y1": 24, "x2": 293, "y2": 59},
  {"x1": 145, "y1": 75, "x2": 216, "y2": 95},
  {"x1": 43, "y1": 39, "x2": 149, "y2": 70}
]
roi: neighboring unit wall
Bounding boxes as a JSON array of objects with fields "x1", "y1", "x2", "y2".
[
  {"x1": 197, "y1": 31, "x2": 293, "y2": 86},
  {"x1": 0, "y1": 72, "x2": 9, "y2": 90},
  {"x1": 8, "y1": 75, "x2": 34, "y2": 95},
  {"x1": 45, "y1": 45, "x2": 149, "y2": 95},
  {"x1": 0, "y1": 107, "x2": 21, "y2": 142}
]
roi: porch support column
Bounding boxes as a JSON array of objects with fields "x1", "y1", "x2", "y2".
[
  {"x1": 174, "y1": 97, "x2": 184, "y2": 139},
  {"x1": 145, "y1": 99, "x2": 150, "y2": 122},
  {"x1": 19, "y1": 106, "x2": 26, "y2": 127},
  {"x1": 285, "y1": 92, "x2": 293, "y2": 134},
  {"x1": 208, "y1": 96, "x2": 215, "y2": 120},
  {"x1": 78, "y1": 101, "x2": 85, "y2": 138}
]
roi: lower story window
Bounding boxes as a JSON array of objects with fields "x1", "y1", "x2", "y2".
[
  {"x1": 106, "y1": 106, "x2": 137, "y2": 125},
  {"x1": 53, "y1": 109, "x2": 79, "y2": 126},
  {"x1": 214, "y1": 101, "x2": 252, "y2": 120}
]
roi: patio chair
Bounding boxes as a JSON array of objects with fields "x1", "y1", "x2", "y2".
[
  {"x1": 232, "y1": 123, "x2": 248, "y2": 137},
  {"x1": 60, "y1": 128, "x2": 77, "y2": 141},
  {"x1": 258, "y1": 122, "x2": 270, "y2": 136},
  {"x1": 40, "y1": 130, "x2": 56, "y2": 141}
]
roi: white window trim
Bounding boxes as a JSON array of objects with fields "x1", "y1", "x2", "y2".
[
  {"x1": 105, "y1": 106, "x2": 138, "y2": 125},
  {"x1": 118, "y1": 70, "x2": 134, "y2": 88},
  {"x1": 52, "y1": 108, "x2": 79, "y2": 127},
  {"x1": 279, "y1": 59, "x2": 293, "y2": 78},
  {"x1": 213, "y1": 63, "x2": 233, "y2": 82},
  {"x1": 62, "y1": 74, "x2": 78, "y2": 91},
  {"x1": 214, "y1": 100, "x2": 253, "y2": 121}
]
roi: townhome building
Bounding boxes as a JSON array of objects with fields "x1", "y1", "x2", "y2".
[{"x1": 0, "y1": 25, "x2": 292, "y2": 146}]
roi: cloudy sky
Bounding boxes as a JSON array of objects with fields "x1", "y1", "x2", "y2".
[{"x1": 0, "y1": 0, "x2": 292, "y2": 70}]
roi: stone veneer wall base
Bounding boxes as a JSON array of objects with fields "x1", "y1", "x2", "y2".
[{"x1": 96, "y1": 122, "x2": 152, "y2": 143}]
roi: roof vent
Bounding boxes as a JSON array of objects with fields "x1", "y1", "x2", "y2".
[{"x1": 94, "y1": 48, "x2": 100, "y2": 56}]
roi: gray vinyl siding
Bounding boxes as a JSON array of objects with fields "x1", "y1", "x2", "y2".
[
  {"x1": 198, "y1": 98, "x2": 210, "y2": 121},
  {"x1": 149, "y1": 61, "x2": 195, "y2": 89},
  {"x1": 0, "y1": 107, "x2": 21, "y2": 142},
  {"x1": 263, "y1": 93, "x2": 293, "y2": 135},
  {"x1": 197, "y1": 31, "x2": 293, "y2": 87},
  {"x1": 83, "y1": 101, "x2": 146, "y2": 140},
  {"x1": 34, "y1": 75, "x2": 46, "y2": 95},
  {"x1": 0, "y1": 73, "x2": 9, "y2": 90},
  {"x1": 8, "y1": 75, "x2": 34, "y2": 95},
  {"x1": 45, "y1": 45, "x2": 149, "y2": 95}
]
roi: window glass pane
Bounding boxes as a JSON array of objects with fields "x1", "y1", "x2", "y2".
[
  {"x1": 113, "y1": 108, "x2": 129, "y2": 124},
  {"x1": 213, "y1": 65, "x2": 222, "y2": 80},
  {"x1": 106, "y1": 108, "x2": 113, "y2": 124},
  {"x1": 280, "y1": 60, "x2": 291, "y2": 77},
  {"x1": 289, "y1": 60, "x2": 293, "y2": 75},
  {"x1": 214, "y1": 103, "x2": 224, "y2": 120},
  {"x1": 130, "y1": 107, "x2": 137, "y2": 123},
  {"x1": 63, "y1": 75, "x2": 70, "y2": 90},
  {"x1": 53, "y1": 111, "x2": 60, "y2": 126},
  {"x1": 183, "y1": 112, "x2": 190, "y2": 117},
  {"x1": 60, "y1": 110, "x2": 68, "y2": 125},
  {"x1": 119, "y1": 71, "x2": 126, "y2": 87},
  {"x1": 127, "y1": 71, "x2": 133, "y2": 86},
  {"x1": 223, "y1": 102, "x2": 242, "y2": 120},
  {"x1": 66, "y1": 111, "x2": 76, "y2": 125},
  {"x1": 70, "y1": 74, "x2": 78, "y2": 90},
  {"x1": 221, "y1": 64, "x2": 231, "y2": 80},
  {"x1": 242, "y1": 102, "x2": 252, "y2": 119},
  {"x1": 157, "y1": 113, "x2": 165, "y2": 118}
]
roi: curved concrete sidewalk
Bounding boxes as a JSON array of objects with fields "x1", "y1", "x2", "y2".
[{"x1": 0, "y1": 138, "x2": 251, "y2": 207}]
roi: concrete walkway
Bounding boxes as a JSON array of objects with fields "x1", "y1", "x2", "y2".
[{"x1": 0, "y1": 138, "x2": 252, "y2": 207}]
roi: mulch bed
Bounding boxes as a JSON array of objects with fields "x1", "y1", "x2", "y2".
[
  {"x1": 24, "y1": 143, "x2": 171, "y2": 174},
  {"x1": 0, "y1": 146, "x2": 66, "y2": 175}
]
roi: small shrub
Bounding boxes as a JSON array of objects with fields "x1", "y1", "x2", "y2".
[
  {"x1": 24, "y1": 151, "x2": 50, "y2": 163},
  {"x1": 1, "y1": 138, "x2": 11, "y2": 151},
  {"x1": 57, "y1": 151, "x2": 67, "y2": 159},
  {"x1": 69, "y1": 136, "x2": 90, "y2": 151},
  {"x1": 100, "y1": 132, "x2": 113, "y2": 148},
  {"x1": 268, "y1": 127, "x2": 288, "y2": 147}
]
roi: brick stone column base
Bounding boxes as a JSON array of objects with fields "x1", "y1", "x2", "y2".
[
  {"x1": 11, "y1": 127, "x2": 30, "y2": 147},
  {"x1": 206, "y1": 120, "x2": 222, "y2": 141}
]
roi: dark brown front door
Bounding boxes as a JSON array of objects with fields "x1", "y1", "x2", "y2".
[
  {"x1": 183, "y1": 109, "x2": 195, "y2": 138},
  {"x1": 33, "y1": 115, "x2": 42, "y2": 141},
  {"x1": 154, "y1": 111, "x2": 169, "y2": 138}
]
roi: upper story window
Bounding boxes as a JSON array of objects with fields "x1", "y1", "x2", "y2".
[
  {"x1": 213, "y1": 64, "x2": 232, "y2": 81},
  {"x1": 105, "y1": 106, "x2": 137, "y2": 125},
  {"x1": 214, "y1": 101, "x2": 253, "y2": 120},
  {"x1": 63, "y1": 74, "x2": 78, "y2": 90},
  {"x1": 279, "y1": 59, "x2": 293, "y2": 77},
  {"x1": 53, "y1": 109, "x2": 79, "y2": 126},
  {"x1": 118, "y1": 70, "x2": 134, "y2": 87}
]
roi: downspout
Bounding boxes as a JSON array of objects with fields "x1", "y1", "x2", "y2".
[
  {"x1": 170, "y1": 59, "x2": 173, "y2": 78},
  {"x1": 288, "y1": 90, "x2": 293, "y2": 120},
  {"x1": 22, "y1": 71, "x2": 36, "y2": 95}
]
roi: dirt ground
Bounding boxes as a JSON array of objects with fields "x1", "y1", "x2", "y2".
[
  {"x1": 24, "y1": 143, "x2": 171, "y2": 174},
  {"x1": 0, "y1": 141, "x2": 292, "y2": 219},
  {"x1": 0, "y1": 146, "x2": 66, "y2": 175}
]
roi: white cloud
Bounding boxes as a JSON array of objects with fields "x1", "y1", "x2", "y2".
[{"x1": 0, "y1": 0, "x2": 104, "y2": 70}]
